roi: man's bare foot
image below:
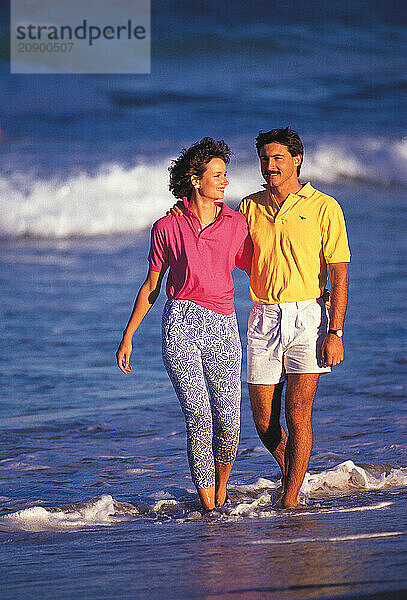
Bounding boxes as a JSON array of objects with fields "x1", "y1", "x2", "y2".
[
  {"x1": 275, "y1": 492, "x2": 299, "y2": 509},
  {"x1": 281, "y1": 498, "x2": 298, "y2": 509}
]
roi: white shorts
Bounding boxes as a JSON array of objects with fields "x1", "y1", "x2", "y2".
[{"x1": 247, "y1": 298, "x2": 331, "y2": 385}]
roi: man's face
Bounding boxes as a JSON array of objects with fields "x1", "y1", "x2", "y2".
[{"x1": 259, "y1": 142, "x2": 301, "y2": 188}]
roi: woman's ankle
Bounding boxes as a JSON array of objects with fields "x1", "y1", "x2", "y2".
[{"x1": 197, "y1": 485, "x2": 216, "y2": 510}]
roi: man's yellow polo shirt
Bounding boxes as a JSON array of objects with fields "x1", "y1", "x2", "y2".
[{"x1": 238, "y1": 182, "x2": 351, "y2": 304}]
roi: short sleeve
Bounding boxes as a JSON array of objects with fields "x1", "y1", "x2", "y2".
[
  {"x1": 148, "y1": 221, "x2": 169, "y2": 272},
  {"x1": 321, "y1": 201, "x2": 351, "y2": 263},
  {"x1": 235, "y1": 233, "x2": 253, "y2": 274}
]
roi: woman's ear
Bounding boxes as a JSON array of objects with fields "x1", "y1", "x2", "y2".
[{"x1": 191, "y1": 176, "x2": 200, "y2": 189}]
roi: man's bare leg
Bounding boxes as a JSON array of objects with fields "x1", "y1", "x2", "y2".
[
  {"x1": 248, "y1": 382, "x2": 287, "y2": 482},
  {"x1": 281, "y1": 373, "x2": 319, "y2": 508}
]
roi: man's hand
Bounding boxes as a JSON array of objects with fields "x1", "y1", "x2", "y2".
[
  {"x1": 116, "y1": 337, "x2": 132, "y2": 374},
  {"x1": 166, "y1": 200, "x2": 184, "y2": 216},
  {"x1": 321, "y1": 334, "x2": 344, "y2": 367}
]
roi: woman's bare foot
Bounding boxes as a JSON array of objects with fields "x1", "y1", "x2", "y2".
[
  {"x1": 215, "y1": 486, "x2": 228, "y2": 508},
  {"x1": 215, "y1": 461, "x2": 233, "y2": 508}
]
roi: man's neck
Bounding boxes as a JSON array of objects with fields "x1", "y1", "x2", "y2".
[{"x1": 269, "y1": 180, "x2": 302, "y2": 205}]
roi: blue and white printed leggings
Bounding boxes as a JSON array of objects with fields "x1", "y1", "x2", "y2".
[{"x1": 162, "y1": 299, "x2": 242, "y2": 489}]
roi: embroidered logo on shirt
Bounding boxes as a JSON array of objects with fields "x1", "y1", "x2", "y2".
[{"x1": 299, "y1": 215, "x2": 307, "y2": 220}]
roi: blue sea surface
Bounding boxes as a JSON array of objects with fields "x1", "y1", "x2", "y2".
[{"x1": 0, "y1": 1, "x2": 406, "y2": 599}]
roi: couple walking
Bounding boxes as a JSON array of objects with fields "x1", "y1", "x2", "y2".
[{"x1": 116, "y1": 127, "x2": 350, "y2": 512}]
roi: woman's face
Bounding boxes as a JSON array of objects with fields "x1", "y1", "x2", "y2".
[{"x1": 195, "y1": 158, "x2": 229, "y2": 200}]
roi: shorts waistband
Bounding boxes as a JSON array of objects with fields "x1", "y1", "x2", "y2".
[{"x1": 253, "y1": 298, "x2": 319, "y2": 310}]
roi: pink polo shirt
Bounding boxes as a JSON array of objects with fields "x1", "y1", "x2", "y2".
[{"x1": 148, "y1": 198, "x2": 253, "y2": 315}]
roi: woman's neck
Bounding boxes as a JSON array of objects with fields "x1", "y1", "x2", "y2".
[{"x1": 189, "y1": 195, "x2": 218, "y2": 225}]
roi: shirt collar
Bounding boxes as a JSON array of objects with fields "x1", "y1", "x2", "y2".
[
  {"x1": 182, "y1": 197, "x2": 234, "y2": 217},
  {"x1": 295, "y1": 182, "x2": 314, "y2": 198},
  {"x1": 261, "y1": 182, "x2": 314, "y2": 199}
]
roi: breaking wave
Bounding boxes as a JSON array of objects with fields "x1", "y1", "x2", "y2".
[{"x1": 1, "y1": 136, "x2": 406, "y2": 239}]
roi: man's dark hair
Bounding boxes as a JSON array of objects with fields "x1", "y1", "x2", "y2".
[
  {"x1": 255, "y1": 126, "x2": 304, "y2": 176},
  {"x1": 169, "y1": 137, "x2": 231, "y2": 199}
]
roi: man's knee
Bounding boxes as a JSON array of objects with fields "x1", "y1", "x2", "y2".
[
  {"x1": 285, "y1": 374, "x2": 318, "y2": 427},
  {"x1": 285, "y1": 404, "x2": 312, "y2": 433},
  {"x1": 249, "y1": 382, "x2": 283, "y2": 435}
]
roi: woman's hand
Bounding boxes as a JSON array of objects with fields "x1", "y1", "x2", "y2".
[
  {"x1": 116, "y1": 337, "x2": 132, "y2": 374},
  {"x1": 322, "y1": 288, "x2": 331, "y2": 309}
]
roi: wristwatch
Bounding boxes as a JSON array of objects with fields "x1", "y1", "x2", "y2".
[{"x1": 328, "y1": 328, "x2": 343, "y2": 337}]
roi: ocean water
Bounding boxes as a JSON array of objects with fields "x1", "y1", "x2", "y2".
[{"x1": 1, "y1": 1, "x2": 407, "y2": 599}]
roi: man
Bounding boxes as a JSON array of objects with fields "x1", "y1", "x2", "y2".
[{"x1": 238, "y1": 126, "x2": 350, "y2": 508}]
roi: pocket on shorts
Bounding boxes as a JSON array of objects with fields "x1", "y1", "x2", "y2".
[
  {"x1": 294, "y1": 299, "x2": 326, "y2": 337},
  {"x1": 247, "y1": 305, "x2": 280, "y2": 351},
  {"x1": 247, "y1": 306, "x2": 261, "y2": 335},
  {"x1": 248, "y1": 305, "x2": 272, "y2": 339},
  {"x1": 305, "y1": 299, "x2": 328, "y2": 336}
]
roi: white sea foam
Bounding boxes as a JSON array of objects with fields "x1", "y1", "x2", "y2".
[
  {"x1": 0, "y1": 495, "x2": 138, "y2": 532},
  {"x1": 1, "y1": 137, "x2": 406, "y2": 238},
  {"x1": 292, "y1": 501, "x2": 393, "y2": 517},
  {"x1": 303, "y1": 135, "x2": 407, "y2": 186},
  {"x1": 251, "y1": 531, "x2": 405, "y2": 545},
  {"x1": 301, "y1": 460, "x2": 407, "y2": 496},
  {"x1": 1, "y1": 461, "x2": 405, "y2": 531},
  {"x1": 125, "y1": 468, "x2": 155, "y2": 475},
  {"x1": 229, "y1": 461, "x2": 407, "y2": 501},
  {"x1": 231, "y1": 476, "x2": 280, "y2": 494},
  {"x1": 223, "y1": 461, "x2": 407, "y2": 521},
  {"x1": 0, "y1": 460, "x2": 50, "y2": 472},
  {"x1": 150, "y1": 490, "x2": 174, "y2": 500}
]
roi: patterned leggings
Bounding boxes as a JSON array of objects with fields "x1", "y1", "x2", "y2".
[{"x1": 162, "y1": 299, "x2": 242, "y2": 488}]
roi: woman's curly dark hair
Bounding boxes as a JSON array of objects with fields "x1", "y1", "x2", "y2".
[{"x1": 169, "y1": 137, "x2": 231, "y2": 199}]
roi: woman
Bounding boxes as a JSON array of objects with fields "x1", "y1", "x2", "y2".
[{"x1": 116, "y1": 138, "x2": 252, "y2": 511}]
